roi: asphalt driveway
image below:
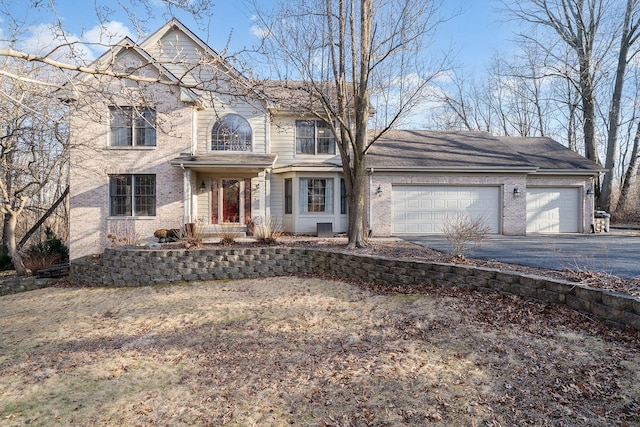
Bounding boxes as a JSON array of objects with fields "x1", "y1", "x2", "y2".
[{"x1": 404, "y1": 229, "x2": 640, "y2": 279}]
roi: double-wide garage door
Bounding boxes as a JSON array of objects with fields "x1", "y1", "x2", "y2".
[
  {"x1": 392, "y1": 185, "x2": 500, "y2": 234},
  {"x1": 526, "y1": 187, "x2": 580, "y2": 233}
]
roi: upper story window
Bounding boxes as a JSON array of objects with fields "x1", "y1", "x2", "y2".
[
  {"x1": 109, "y1": 174, "x2": 156, "y2": 217},
  {"x1": 296, "y1": 120, "x2": 335, "y2": 155},
  {"x1": 109, "y1": 107, "x2": 156, "y2": 147},
  {"x1": 211, "y1": 114, "x2": 252, "y2": 151}
]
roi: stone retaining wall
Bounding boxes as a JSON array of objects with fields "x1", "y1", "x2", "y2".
[
  {"x1": 0, "y1": 277, "x2": 58, "y2": 297},
  {"x1": 70, "y1": 246, "x2": 640, "y2": 331}
]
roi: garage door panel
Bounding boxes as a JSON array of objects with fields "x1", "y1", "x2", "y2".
[
  {"x1": 526, "y1": 188, "x2": 579, "y2": 233},
  {"x1": 392, "y1": 185, "x2": 500, "y2": 234}
]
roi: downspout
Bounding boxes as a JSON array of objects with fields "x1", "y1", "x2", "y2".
[
  {"x1": 368, "y1": 167, "x2": 374, "y2": 237},
  {"x1": 181, "y1": 163, "x2": 191, "y2": 225},
  {"x1": 264, "y1": 113, "x2": 271, "y2": 220},
  {"x1": 191, "y1": 106, "x2": 198, "y2": 155},
  {"x1": 188, "y1": 106, "x2": 197, "y2": 224}
]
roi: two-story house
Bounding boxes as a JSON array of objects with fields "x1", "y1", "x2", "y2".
[{"x1": 68, "y1": 19, "x2": 603, "y2": 260}]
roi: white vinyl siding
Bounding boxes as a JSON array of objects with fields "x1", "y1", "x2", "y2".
[
  {"x1": 392, "y1": 185, "x2": 500, "y2": 234},
  {"x1": 526, "y1": 187, "x2": 580, "y2": 233}
]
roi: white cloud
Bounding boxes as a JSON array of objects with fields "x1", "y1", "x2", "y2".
[
  {"x1": 250, "y1": 24, "x2": 270, "y2": 40},
  {"x1": 16, "y1": 21, "x2": 132, "y2": 63},
  {"x1": 84, "y1": 21, "x2": 132, "y2": 46}
]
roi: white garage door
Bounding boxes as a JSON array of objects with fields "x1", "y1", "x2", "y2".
[
  {"x1": 526, "y1": 187, "x2": 580, "y2": 233},
  {"x1": 392, "y1": 186, "x2": 500, "y2": 234}
]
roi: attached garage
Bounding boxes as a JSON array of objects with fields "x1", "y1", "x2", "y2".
[
  {"x1": 392, "y1": 185, "x2": 501, "y2": 234},
  {"x1": 526, "y1": 187, "x2": 581, "y2": 233}
]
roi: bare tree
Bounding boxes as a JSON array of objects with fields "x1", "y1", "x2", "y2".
[
  {"x1": 504, "y1": 0, "x2": 640, "y2": 212},
  {"x1": 504, "y1": 0, "x2": 609, "y2": 165},
  {"x1": 251, "y1": 0, "x2": 447, "y2": 247},
  {"x1": 599, "y1": 0, "x2": 640, "y2": 211},
  {"x1": 0, "y1": 60, "x2": 68, "y2": 275},
  {"x1": 616, "y1": 120, "x2": 640, "y2": 212}
]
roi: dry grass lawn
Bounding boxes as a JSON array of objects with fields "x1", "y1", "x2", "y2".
[{"x1": 0, "y1": 276, "x2": 639, "y2": 426}]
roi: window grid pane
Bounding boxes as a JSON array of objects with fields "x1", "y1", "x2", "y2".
[
  {"x1": 110, "y1": 107, "x2": 156, "y2": 147},
  {"x1": 133, "y1": 175, "x2": 156, "y2": 216},
  {"x1": 316, "y1": 122, "x2": 335, "y2": 154},
  {"x1": 340, "y1": 179, "x2": 347, "y2": 214},
  {"x1": 134, "y1": 109, "x2": 156, "y2": 146},
  {"x1": 284, "y1": 178, "x2": 292, "y2": 214},
  {"x1": 211, "y1": 114, "x2": 252, "y2": 151},
  {"x1": 109, "y1": 174, "x2": 155, "y2": 217},
  {"x1": 296, "y1": 121, "x2": 316, "y2": 154},
  {"x1": 300, "y1": 178, "x2": 333, "y2": 213},
  {"x1": 110, "y1": 107, "x2": 132, "y2": 146},
  {"x1": 296, "y1": 120, "x2": 335, "y2": 155},
  {"x1": 110, "y1": 175, "x2": 132, "y2": 216}
]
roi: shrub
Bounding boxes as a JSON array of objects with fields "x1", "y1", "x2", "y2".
[
  {"x1": 0, "y1": 252, "x2": 13, "y2": 271},
  {"x1": 22, "y1": 251, "x2": 61, "y2": 274},
  {"x1": 253, "y1": 216, "x2": 285, "y2": 244},
  {"x1": 21, "y1": 227, "x2": 69, "y2": 273},
  {"x1": 443, "y1": 214, "x2": 490, "y2": 260},
  {"x1": 105, "y1": 219, "x2": 140, "y2": 247},
  {"x1": 217, "y1": 225, "x2": 242, "y2": 246}
]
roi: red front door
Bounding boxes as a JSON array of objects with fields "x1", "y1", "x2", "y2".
[
  {"x1": 222, "y1": 179, "x2": 240, "y2": 223},
  {"x1": 210, "y1": 178, "x2": 252, "y2": 224}
]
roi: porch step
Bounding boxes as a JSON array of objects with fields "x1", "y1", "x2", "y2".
[{"x1": 200, "y1": 225, "x2": 248, "y2": 243}]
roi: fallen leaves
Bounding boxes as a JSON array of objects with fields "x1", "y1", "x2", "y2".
[{"x1": 1, "y1": 275, "x2": 638, "y2": 426}]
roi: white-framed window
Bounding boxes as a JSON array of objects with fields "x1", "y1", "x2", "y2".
[
  {"x1": 300, "y1": 178, "x2": 333, "y2": 213},
  {"x1": 295, "y1": 120, "x2": 335, "y2": 155},
  {"x1": 340, "y1": 178, "x2": 347, "y2": 214},
  {"x1": 284, "y1": 178, "x2": 293, "y2": 214},
  {"x1": 109, "y1": 106, "x2": 156, "y2": 146},
  {"x1": 211, "y1": 114, "x2": 252, "y2": 151},
  {"x1": 109, "y1": 174, "x2": 156, "y2": 216}
]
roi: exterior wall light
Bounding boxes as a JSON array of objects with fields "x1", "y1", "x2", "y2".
[
  {"x1": 199, "y1": 180, "x2": 206, "y2": 191},
  {"x1": 586, "y1": 188, "x2": 594, "y2": 196},
  {"x1": 513, "y1": 187, "x2": 520, "y2": 197},
  {"x1": 376, "y1": 185, "x2": 383, "y2": 196}
]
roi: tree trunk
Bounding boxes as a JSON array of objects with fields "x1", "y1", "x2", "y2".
[
  {"x1": 18, "y1": 185, "x2": 69, "y2": 248},
  {"x1": 346, "y1": 155, "x2": 368, "y2": 248},
  {"x1": 5, "y1": 213, "x2": 27, "y2": 275},
  {"x1": 580, "y1": 56, "x2": 599, "y2": 166},
  {"x1": 599, "y1": 0, "x2": 635, "y2": 212},
  {"x1": 617, "y1": 121, "x2": 640, "y2": 212}
]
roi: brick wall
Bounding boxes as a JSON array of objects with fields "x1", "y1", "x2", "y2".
[
  {"x1": 69, "y1": 72, "x2": 191, "y2": 260},
  {"x1": 70, "y1": 247, "x2": 640, "y2": 331}
]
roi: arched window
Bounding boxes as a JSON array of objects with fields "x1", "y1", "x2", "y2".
[{"x1": 211, "y1": 114, "x2": 252, "y2": 151}]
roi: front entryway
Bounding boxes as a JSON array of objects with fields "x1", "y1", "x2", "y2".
[{"x1": 211, "y1": 178, "x2": 251, "y2": 224}]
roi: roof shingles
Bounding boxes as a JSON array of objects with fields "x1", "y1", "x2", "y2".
[{"x1": 367, "y1": 130, "x2": 603, "y2": 173}]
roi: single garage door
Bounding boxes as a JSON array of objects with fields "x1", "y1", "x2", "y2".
[
  {"x1": 526, "y1": 187, "x2": 580, "y2": 233},
  {"x1": 392, "y1": 185, "x2": 500, "y2": 234}
]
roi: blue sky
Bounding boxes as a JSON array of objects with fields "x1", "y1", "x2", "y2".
[{"x1": 2, "y1": 0, "x2": 516, "y2": 75}]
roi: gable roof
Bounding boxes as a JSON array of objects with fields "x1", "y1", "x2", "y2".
[
  {"x1": 57, "y1": 34, "x2": 201, "y2": 104},
  {"x1": 60, "y1": 18, "x2": 261, "y2": 105},
  {"x1": 366, "y1": 130, "x2": 604, "y2": 175}
]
